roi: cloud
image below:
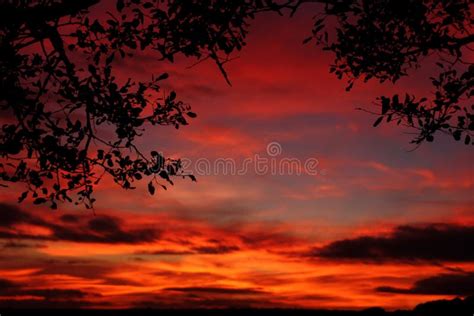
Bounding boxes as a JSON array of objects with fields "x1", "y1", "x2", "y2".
[
  {"x1": 0, "y1": 299, "x2": 95, "y2": 309},
  {"x1": 133, "y1": 296, "x2": 278, "y2": 309},
  {"x1": 0, "y1": 278, "x2": 96, "y2": 301},
  {"x1": 191, "y1": 245, "x2": 240, "y2": 254},
  {"x1": 0, "y1": 203, "x2": 159, "y2": 244},
  {"x1": 2, "y1": 241, "x2": 45, "y2": 249},
  {"x1": 134, "y1": 286, "x2": 277, "y2": 309},
  {"x1": 0, "y1": 271, "x2": 105, "y2": 308},
  {"x1": 239, "y1": 230, "x2": 298, "y2": 249},
  {"x1": 52, "y1": 215, "x2": 158, "y2": 244},
  {"x1": 164, "y1": 286, "x2": 265, "y2": 295},
  {"x1": 18, "y1": 288, "x2": 89, "y2": 300},
  {"x1": 139, "y1": 244, "x2": 239, "y2": 256},
  {"x1": 0, "y1": 278, "x2": 16, "y2": 290},
  {"x1": 0, "y1": 203, "x2": 44, "y2": 226},
  {"x1": 312, "y1": 224, "x2": 474, "y2": 262},
  {"x1": 376, "y1": 272, "x2": 474, "y2": 296},
  {"x1": 138, "y1": 249, "x2": 195, "y2": 256},
  {"x1": 59, "y1": 214, "x2": 80, "y2": 223},
  {"x1": 33, "y1": 259, "x2": 115, "y2": 280}
]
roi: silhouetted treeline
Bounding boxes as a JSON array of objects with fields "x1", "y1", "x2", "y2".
[{"x1": 1, "y1": 295, "x2": 473, "y2": 316}]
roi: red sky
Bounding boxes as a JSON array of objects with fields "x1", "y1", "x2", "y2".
[{"x1": 1, "y1": 3, "x2": 473, "y2": 310}]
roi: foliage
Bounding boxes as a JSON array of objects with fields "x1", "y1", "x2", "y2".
[
  {"x1": 0, "y1": 0, "x2": 267, "y2": 208},
  {"x1": 301, "y1": 0, "x2": 473, "y2": 145},
  {"x1": 1, "y1": 0, "x2": 472, "y2": 208}
]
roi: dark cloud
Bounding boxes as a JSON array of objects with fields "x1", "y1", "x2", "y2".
[
  {"x1": 0, "y1": 276, "x2": 104, "y2": 309},
  {"x1": 414, "y1": 295, "x2": 474, "y2": 315},
  {"x1": 0, "y1": 278, "x2": 16, "y2": 290},
  {"x1": 239, "y1": 231, "x2": 297, "y2": 248},
  {"x1": 21, "y1": 258, "x2": 141, "y2": 287},
  {"x1": 88, "y1": 215, "x2": 121, "y2": 232},
  {"x1": 137, "y1": 244, "x2": 239, "y2": 256},
  {"x1": 0, "y1": 299, "x2": 93, "y2": 309},
  {"x1": 0, "y1": 278, "x2": 96, "y2": 303},
  {"x1": 164, "y1": 286, "x2": 265, "y2": 295},
  {"x1": 52, "y1": 215, "x2": 158, "y2": 244},
  {"x1": 0, "y1": 203, "x2": 159, "y2": 244},
  {"x1": 34, "y1": 260, "x2": 114, "y2": 280},
  {"x1": 133, "y1": 286, "x2": 292, "y2": 309},
  {"x1": 0, "y1": 203, "x2": 42, "y2": 226},
  {"x1": 21, "y1": 288, "x2": 90, "y2": 300},
  {"x1": 192, "y1": 245, "x2": 240, "y2": 254},
  {"x1": 59, "y1": 214, "x2": 80, "y2": 223},
  {"x1": 376, "y1": 272, "x2": 474, "y2": 296},
  {"x1": 313, "y1": 224, "x2": 474, "y2": 262},
  {"x1": 295, "y1": 294, "x2": 341, "y2": 302},
  {"x1": 139, "y1": 249, "x2": 194, "y2": 256},
  {"x1": 2, "y1": 241, "x2": 45, "y2": 249},
  {"x1": 135, "y1": 286, "x2": 278, "y2": 308},
  {"x1": 133, "y1": 296, "x2": 279, "y2": 309}
]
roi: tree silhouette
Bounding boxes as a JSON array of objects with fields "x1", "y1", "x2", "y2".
[
  {"x1": 1, "y1": 0, "x2": 472, "y2": 208},
  {"x1": 298, "y1": 0, "x2": 473, "y2": 146},
  {"x1": 0, "y1": 0, "x2": 270, "y2": 208}
]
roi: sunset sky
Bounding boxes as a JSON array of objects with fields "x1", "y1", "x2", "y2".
[{"x1": 1, "y1": 4, "x2": 473, "y2": 310}]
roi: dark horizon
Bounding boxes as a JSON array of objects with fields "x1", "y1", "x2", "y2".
[{"x1": 1, "y1": 296, "x2": 473, "y2": 316}]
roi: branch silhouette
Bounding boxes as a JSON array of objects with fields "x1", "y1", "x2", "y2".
[{"x1": 1, "y1": 0, "x2": 472, "y2": 208}]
